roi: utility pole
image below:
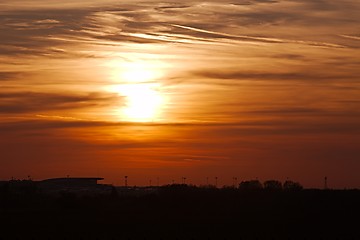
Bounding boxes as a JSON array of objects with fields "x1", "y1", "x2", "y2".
[
  {"x1": 233, "y1": 177, "x2": 238, "y2": 188},
  {"x1": 324, "y1": 176, "x2": 328, "y2": 190},
  {"x1": 124, "y1": 176, "x2": 128, "y2": 187},
  {"x1": 182, "y1": 177, "x2": 186, "y2": 185}
]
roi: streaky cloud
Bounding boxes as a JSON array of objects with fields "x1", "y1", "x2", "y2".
[
  {"x1": 0, "y1": 91, "x2": 122, "y2": 114},
  {"x1": 191, "y1": 70, "x2": 358, "y2": 81},
  {"x1": 339, "y1": 35, "x2": 360, "y2": 41},
  {"x1": 171, "y1": 24, "x2": 347, "y2": 48},
  {"x1": 1, "y1": 115, "x2": 359, "y2": 136},
  {"x1": 0, "y1": 71, "x2": 21, "y2": 81}
]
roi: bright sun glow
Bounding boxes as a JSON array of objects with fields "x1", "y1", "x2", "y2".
[
  {"x1": 106, "y1": 60, "x2": 167, "y2": 122},
  {"x1": 108, "y1": 60, "x2": 164, "y2": 83},
  {"x1": 117, "y1": 84, "x2": 164, "y2": 122},
  {"x1": 122, "y1": 62, "x2": 160, "y2": 82}
]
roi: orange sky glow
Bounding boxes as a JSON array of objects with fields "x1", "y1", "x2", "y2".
[{"x1": 1, "y1": 0, "x2": 359, "y2": 188}]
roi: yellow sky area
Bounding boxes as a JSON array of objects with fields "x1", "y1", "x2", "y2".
[
  {"x1": 2, "y1": 39, "x2": 359, "y2": 125},
  {"x1": 1, "y1": 36, "x2": 359, "y2": 126},
  {"x1": 103, "y1": 58, "x2": 169, "y2": 122}
]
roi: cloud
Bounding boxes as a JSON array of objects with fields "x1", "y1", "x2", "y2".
[
  {"x1": 0, "y1": 91, "x2": 122, "y2": 114},
  {"x1": 340, "y1": 35, "x2": 360, "y2": 41},
  {"x1": 169, "y1": 24, "x2": 347, "y2": 48},
  {"x1": 0, "y1": 114, "x2": 359, "y2": 136},
  {"x1": 0, "y1": 72, "x2": 20, "y2": 81},
  {"x1": 0, "y1": 0, "x2": 358, "y2": 60},
  {"x1": 191, "y1": 70, "x2": 357, "y2": 82},
  {"x1": 0, "y1": 9, "x2": 89, "y2": 56}
]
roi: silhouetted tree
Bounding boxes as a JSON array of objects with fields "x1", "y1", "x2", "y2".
[
  {"x1": 0, "y1": 182, "x2": 10, "y2": 198},
  {"x1": 264, "y1": 180, "x2": 282, "y2": 190},
  {"x1": 110, "y1": 186, "x2": 118, "y2": 199},
  {"x1": 283, "y1": 180, "x2": 303, "y2": 191},
  {"x1": 239, "y1": 180, "x2": 263, "y2": 190}
]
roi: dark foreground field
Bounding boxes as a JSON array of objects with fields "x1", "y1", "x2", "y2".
[{"x1": 1, "y1": 185, "x2": 359, "y2": 240}]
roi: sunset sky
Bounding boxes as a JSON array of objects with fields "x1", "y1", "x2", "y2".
[{"x1": 1, "y1": 0, "x2": 359, "y2": 188}]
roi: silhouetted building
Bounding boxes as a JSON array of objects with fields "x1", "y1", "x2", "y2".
[
  {"x1": 0, "y1": 179, "x2": 37, "y2": 194},
  {"x1": 38, "y1": 177, "x2": 109, "y2": 194},
  {"x1": 40, "y1": 177, "x2": 103, "y2": 188}
]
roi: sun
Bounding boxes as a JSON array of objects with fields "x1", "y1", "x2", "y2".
[
  {"x1": 117, "y1": 84, "x2": 164, "y2": 122},
  {"x1": 106, "y1": 60, "x2": 167, "y2": 122}
]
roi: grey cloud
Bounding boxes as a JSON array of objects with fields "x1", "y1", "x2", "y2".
[
  {"x1": 272, "y1": 54, "x2": 305, "y2": 60},
  {"x1": 166, "y1": 24, "x2": 348, "y2": 49},
  {"x1": 290, "y1": 0, "x2": 358, "y2": 12},
  {"x1": 0, "y1": 91, "x2": 122, "y2": 114},
  {"x1": 243, "y1": 107, "x2": 324, "y2": 115},
  {"x1": 0, "y1": 9, "x2": 91, "y2": 56},
  {"x1": 0, "y1": 72, "x2": 20, "y2": 81},
  {"x1": 0, "y1": 119, "x2": 243, "y2": 132},
  {"x1": 0, "y1": 115, "x2": 359, "y2": 136},
  {"x1": 0, "y1": 5, "x2": 170, "y2": 57},
  {"x1": 223, "y1": 106, "x2": 360, "y2": 119},
  {"x1": 230, "y1": 0, "x2": 360, "y2": 25},
  {"x1": 0, "y1": 119, "x2": 115, "y2": 132},
  {"x1": 1, "y1": 0, "x2": 358, "y2": 59},
  {"x1": 154, "y1": 3, "x2": 191, "y2": 11},
  {"x1": 191, "y1": 70, "x2": 357, "y2": 81},
  {"x1": 156, "y1": 0, "x2": 359, "y2": 48}
]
